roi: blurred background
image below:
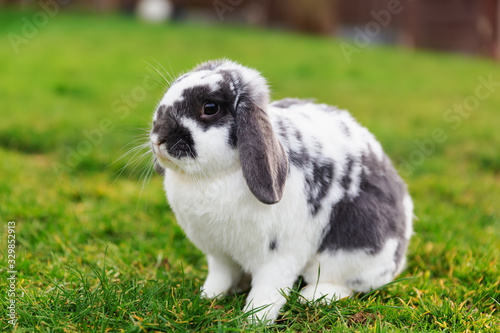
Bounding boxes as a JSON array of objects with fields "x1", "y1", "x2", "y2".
[{"x1": 3, "y1": 0, "x2": 500, "y2": 59}]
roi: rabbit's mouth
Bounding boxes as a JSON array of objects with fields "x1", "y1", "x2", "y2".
[
  {"x1": 151, "y1": 145, "x2": 179, "y2": 173},
  {"x1": 150, "y1": 133, "x2": 168, "y2": 160},
  {"x1": 151, "y1": 140, "x2": 189, "y2": 174},
  {"x1": 151, "y1": 142, "x2": 170, "y2": 161}
]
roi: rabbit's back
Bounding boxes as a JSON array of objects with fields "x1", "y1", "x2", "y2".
[{"x1": 269, "y1": 99, "x2": 413, "y2": 284}]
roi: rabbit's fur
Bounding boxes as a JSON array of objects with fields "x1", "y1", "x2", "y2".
[{"x1": 150, "y1": 60, "x2": 413, "y2": 323}]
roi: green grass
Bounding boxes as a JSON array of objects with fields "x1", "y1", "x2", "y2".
[{"x1": 1, "y1": 9, "x2": 499, "y2": 332}]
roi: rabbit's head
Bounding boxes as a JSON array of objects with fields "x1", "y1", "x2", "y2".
[{"x1": 150, "y1": 60, "x2": 289, "y2": 204}]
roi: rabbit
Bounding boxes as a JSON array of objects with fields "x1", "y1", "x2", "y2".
[{"x1": 149, "y1": 59, "x2": 413, "y2": 323}]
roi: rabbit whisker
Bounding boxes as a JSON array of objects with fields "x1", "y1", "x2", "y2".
[{"x1": 145, "y1": 60, "x2": 172, "y2": 87}]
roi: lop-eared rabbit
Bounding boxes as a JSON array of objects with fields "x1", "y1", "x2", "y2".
[{"x1": 150, "y1": 60, "x2": 413, "y2": 323}]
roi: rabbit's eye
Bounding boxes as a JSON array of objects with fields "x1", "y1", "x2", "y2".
[{"x1": 202, "y1": 101, "x2": 219, "y2": 117}]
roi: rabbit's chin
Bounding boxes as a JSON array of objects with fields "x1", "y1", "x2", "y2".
[
  {"x1": 154, "y1": 154, "x2": 183, "y2": 173},
  {"x1": 152, "y1": 147, "x2": 197, "y2": 174},
  {"x1": 156, "y1": 154, "x2": 242, "y2": 178}
]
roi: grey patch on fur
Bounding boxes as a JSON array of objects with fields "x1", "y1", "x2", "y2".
[
  {"x1": 275, "y1": 117, "x2": 304, "y2": 168},
  {"x1": 306, "y1": 159, "x2": 334, "y2": 215},
  {"x1": 275, "y1": 118, "x2": 290, "y2": 144},
  {"x1": 269, "y1": 238, "x2": 278, "y2": 251},
  {"x1": 275, "y1": 116, "x2": 309, "y2": 169},
  {"x1": 340, "y1": 157, "x2": 354, "y2": 191},
  {"x1": 318, "y1": 151, "x2": 408, "y2": 258},
  {"x1": 152, "y1": 108, "x2": 197, "y2": 159},
  {"x1": 347, "y1": 278, "x2": 364, "y2": 287},
  {"x1": 340, "y1": 121, "x2": 351, "y2": 136},
  {"x1": 275, "y1": 115, "x2": 334, "y2": 215},
  {"x1": 153, "y1": 157, "x2": 165, "y2": 176},
  {"x1": 271, "y1": 98, "x2": 313, "y2": 109},
  {"x1": 155, "y1": 104, "x2": 166, "y2": 121}
]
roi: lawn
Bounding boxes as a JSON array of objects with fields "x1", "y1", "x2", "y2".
[{"x1": 0, "y1": 9, "x2": 499, "y2": 332}]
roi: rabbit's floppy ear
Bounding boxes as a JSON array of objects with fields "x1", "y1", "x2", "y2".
[{"x1": 233, "y1": 69, "x2": 289, "y2": 205}]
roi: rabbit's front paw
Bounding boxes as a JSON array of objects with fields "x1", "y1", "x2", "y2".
[{"x1": 244, "y1": 299, "x2": 279, "y2": 325}]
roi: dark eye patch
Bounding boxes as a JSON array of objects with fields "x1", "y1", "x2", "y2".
[
  {"x1": 154, "y1": 76, "x2": 238, "y2": 150},
  {"x1": 172, "y1": 84, "x2": 234, "y2": 128}
]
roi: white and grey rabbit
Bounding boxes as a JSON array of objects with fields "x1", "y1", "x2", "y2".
[{"x1": 150, "y1": 59, "x2": 413, "y2": 323}]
